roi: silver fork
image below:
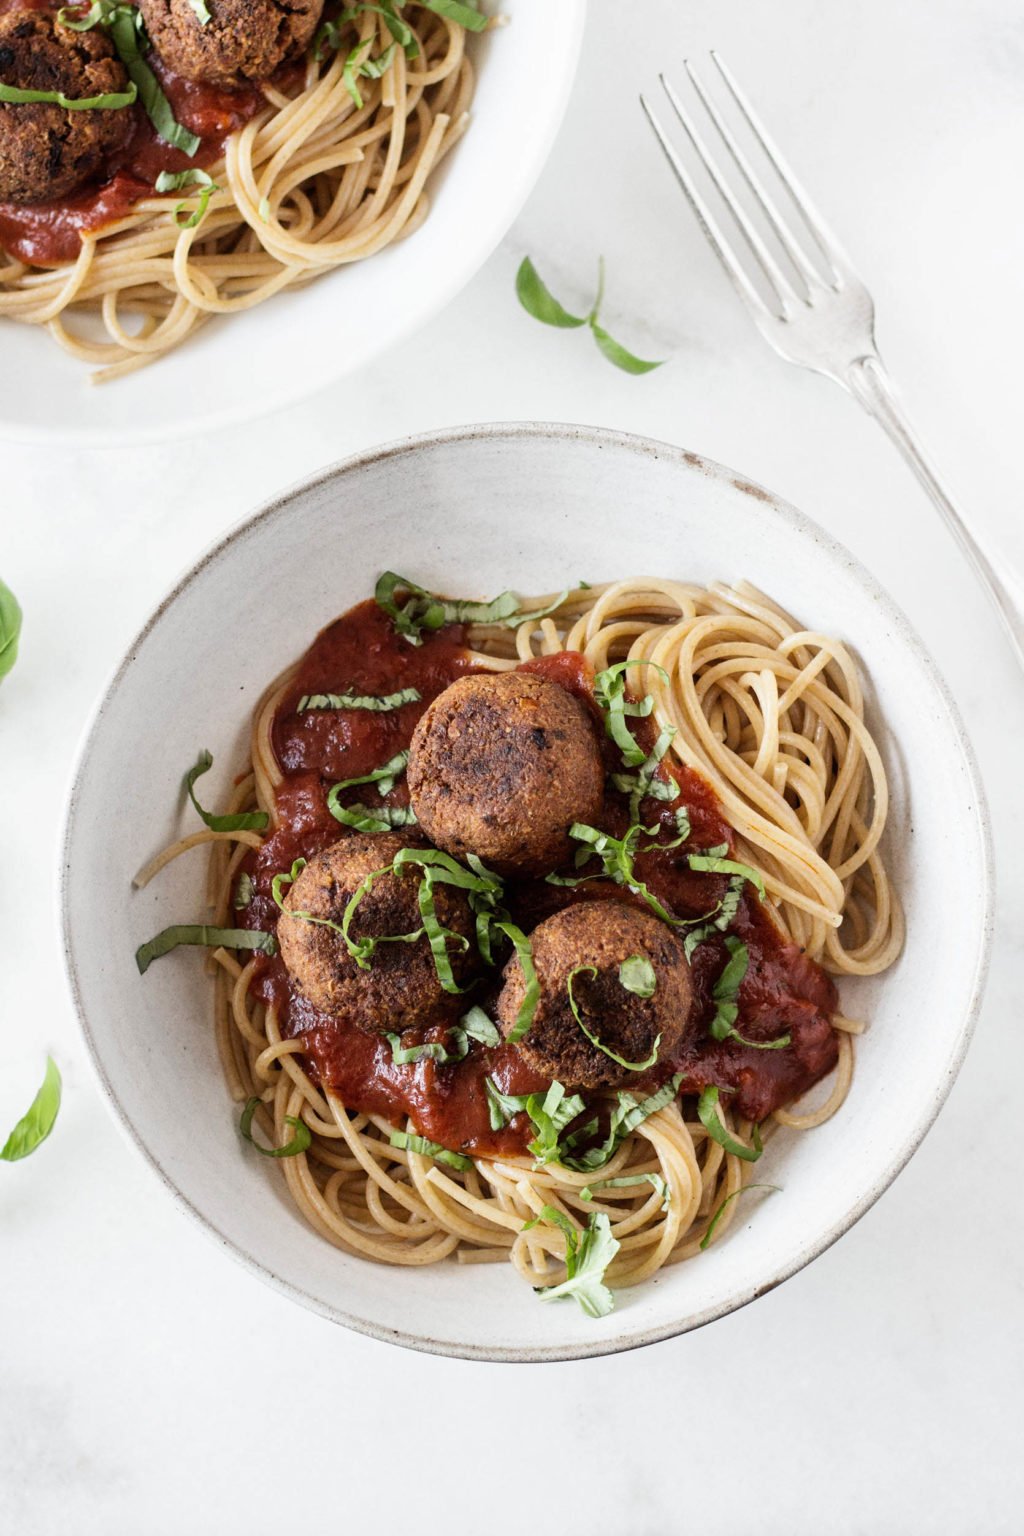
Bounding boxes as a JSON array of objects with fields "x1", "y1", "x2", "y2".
[{"x1": 641, "y1": 54, "x2": 1024, "y2": 671}]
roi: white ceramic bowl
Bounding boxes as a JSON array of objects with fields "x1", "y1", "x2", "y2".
[
  {"x1": 61, "y1": 424, "x2": 993, "y2": 1361},
  {"x1": 0, "y1": 3, "x2": 584, "y2": 446}
]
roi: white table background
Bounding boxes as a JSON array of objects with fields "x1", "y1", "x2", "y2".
[{"x1": 3, "y1": 0, "x2": 1022, "y2": 1529}]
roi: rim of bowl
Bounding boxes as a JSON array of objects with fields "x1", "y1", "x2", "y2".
[
  {"x1": 59, "y1": 421, "x2": 996, "y2": 1362},
  {"x1": 0, "y1": 4, "x2": 586, "y2": 448}
]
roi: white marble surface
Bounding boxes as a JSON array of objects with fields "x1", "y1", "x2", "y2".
[{"x1": 2, "y1": 0, "x2": 1023, "y2": 1529}]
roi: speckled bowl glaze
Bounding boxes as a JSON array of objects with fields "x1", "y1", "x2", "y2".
[{"x1": 60, "y1": 424, "x2": 993, "y2": 1361}]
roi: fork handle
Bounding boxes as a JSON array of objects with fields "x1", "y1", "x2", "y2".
[{"x1": 846, "y1": 354, "x2": 1024, "y2": 670}]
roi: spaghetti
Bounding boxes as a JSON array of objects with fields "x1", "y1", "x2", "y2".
[
  {"x1": 137, "y1": 577, "x2": 903, "y2": 1307},
  {"x1": 0, "y1": 3, "x2": 476, "y2": 380}
]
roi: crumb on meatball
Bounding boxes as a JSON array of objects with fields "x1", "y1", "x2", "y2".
[
  {"x1": 496, "y1": 900, "x2": 693, "y2": 1090},
  {"x1": 138, "y1": 0, "x2": 324, "y2": 86},
  {"x1": 0, "y1": 12, "x2": 134, "y2": 204},
  {"x1": 277, "y1": 832, "x2": 476, "y2": 1027},
  {"x1": 406, "y1": 670, "x2": 605, "y2": 878}
]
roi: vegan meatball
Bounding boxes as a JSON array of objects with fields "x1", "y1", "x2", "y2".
[
  {"x1": 0, "y1": 12, "x2": 134, "y2": 204},
  {"x1": 138, "y1": 0, "x2": 323, "y2": 86},
  {"x1": 407, "y1": 671, "x2": 604, "y2": 878},
  {"x1": 277, "y1": 833, "x2": 476, "y2": 1027},
  {"x1": 496, "y1": 901, "x2": 693, "y2": 1091}
]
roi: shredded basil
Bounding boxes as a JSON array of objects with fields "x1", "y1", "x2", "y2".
[
  {"x1": 683, "y1": 877, "x2": 745, "y2": 960},
  {"x1": 618, "y1": 954, "x2": 657, "y2": 997},
  {"x1": 155, "y1": 167, "x2": 219, "y2": 229},
  {"x1": 234, "y1": 871, "x2": 256, "y2": 911},
  {"x1": 688, "y1": 849, "x2": 766, "y2": 901},
  {"x1": 136, "y1": 925, "x2": 276, "y2": 974},
  {"x1": 0, "y1": 1057, "x2": 61, "y2": 1162},
  {"x1": 593, "y1": 659, "x2": 668, "y2": 768},
  {"x1": 297, "y1": 687, "x2": 420, "y2": 713},
  {"x1": 700, "y1": 1182, "x2": 781, "y2": 1249},
  {"x1": 515, "y1": 254, "x2": 664, "y2": 374},
  {"x1": 567, "y1": 966, "x2": 660, "y2": 1072},
  {"x1": 374, "y1": 571, "x2": 568, "y2": 647},
  {"x1": 239, "y1": 1098, "x2": 311, "y2": 1158},
  {"x1": 611, "y1": 721, "x2": 678, "y2": 822},
  {"x1": 708, "y1": 937, "x2": 791, "y2": 1052},
  {"x1": 389, "y1": 1129, "x2": 473, "y2": 1171},
  {"x1": 59, "y1": 3, "x2": 201, "y2": 155},
  {"x1": 485, "y1": 1076, "x2": 529, "y2": 1132},
  {"x1": 496, "y1": 921, "x2": 539, "y2": 1043},
  {"x1": 271, "y1": 858, "x2": 306, "y2": 909},
  {"x1": 0, "y1": 579, "x2": 21, "y2": 683},
  {"x1": 562, "y1": 1073, "x2": 683, "y2": 1173},
  {"x1": 421, "y1": 0, "x2": 489, "y2": 29},
  {"x1": 580, "y1": 1172, "x2": 670, "y2": 1210},
  {"x1": 329, "y1": 801, "x2": 418, "y2": 833},
  {"x1": 387, "y1": 1006, "x2": 500, "y2": 1065},
  {"x1": 328, "y1": 749, "x2": 409, "y2": 798},
  {"x1": 697, "y1": 1085, "x2": 763, "y2": 1162},
  {"x1": 0, "y1": 79, "x2": 137, "y2": 110},
  {"x1": 184, "y1": 749, "x2": 268, "y2": 832},
  {"x1": 415, "y1": 873, "x2": 470, "y2": 994},
  {"x1": 525, "y1": 1208, "x2": 619, "y2": 1318},
  {"x1": 186, "y1": 0, "x2": 210, "y2": 23}
]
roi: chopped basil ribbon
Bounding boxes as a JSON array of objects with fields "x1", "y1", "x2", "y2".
[
  {"x1": 688, "y1": 847, "x2": 766, "y2": 901},
  {"x1": 415, "y1": 872, "x2": 471, "y2": 993},
  {"x1": 340, "y1": 38, "x2": 392, "y2": 109},
  {"x1": 389, "y1": 1129, "x2": 473, "y2": 1171},
  {"x1": 374, "y1": 571, "x2": 568, "y2": 647},
  {"x1": 700, "y1": 1182, "x2": 781, "y2": 1249},
  {"x1": 233, "y1": 871, "x2": 255, "y2": 911},
  {"x1": 482, "y1": 1078, "x2": 586, "y2": 1167},
  {"x1": 515, "y1": 254, "x2": 664, "y2": 374},
  {"x1": 271, "y1": 857, "x2": 306, "y2": 909},
  {"x1": 567, "y1": 966, "x2": 660, "y2": 1073},
  {"x1": 387, "y1": 1006, "x2": 500, "y2": 1065},
  {"x1": 0, "y1": 79, "x2": 137, "y2": 110},
  {"x1": 186, "y1": 0, "x2": 211, "y2": 22},
  {"x1": 329, "y1": 801, "x2": 418, "y2": 834},
  {"x1": 709, "y1": 937, "x2": 791, "y2": 1052},
  {"x1": 0, "y1": 1057, "x2": 61, "y2": 1162},
  {"x1": 184, "y1": 748, "x2": 268, "y2": 832},
  {"x1": 58, "y1": 3, "x2": 202, "y2": 155},
  {"x1": 239, "y1": 1098, "x2": 311, "y2": 1158},
  {"x1": 618, "y1": 954, "x2": 657, "y2": 997},
  {"x1": 525, "y1": 1208, "x2": 619, "y2": 1319},
  {"x1": 495, "y1": 921, "x2": 539, "y2": 1043},
  {"x1": 421, "y1": 0, "x2": 489, "y2": 29},
  {"x1": 135, "y1": 925, "x2": 276, "y2": 974},
  {"x1": 297, "y1": 687, "x2": 420, "y2": 712},
  {"x1": 611, "y1": 721, "x2": 678, "y2": 822},
  {"x1": 0, "y1": 578, "x2": 22, "y2": 683},
  {"x1": 555, "y1": 820, "x2": 688, "y2": 926},
  {"x1": 682, "y1": 877, "x2": 745, "y2": 960},
  {"x1": 328, "y1": 749, "x2": 409, "y2": 798},
  {"x1": 580, "y1": 1172, "x2": 670, "y2": 1211},
  {"x1": 155, "y1": 167, "x2": 219, "y2": 229},
  {"x1": 563, "y1": 1073, "x2": 683, "y2": 1173},
  {"x1": 697, "y1": 1085, "x2": 763, "y2": 1163},
  {"x1": 593, "y1": 658, "x2": 668, "y2": 768}
]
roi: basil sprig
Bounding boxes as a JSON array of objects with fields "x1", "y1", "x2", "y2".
[
  {"x1": 699, "y1": 1182, "x2": 780, "y2": 1249},
  {"x1": 515, "y1": 255, "x2": 664, "y2": 375},
  {"x1": 297, "y1": 687, "x2": 420, "y2": 712},
  {"x1": 374, "y1": 571, "x2": 568, "y2": 647},
  {"x1": 0, "y1": 1057, "x2": 61, "y2": 1162},
  {"x1": 709, "y1": 937, "x2": 791, "y2": 1052},
  {"x1": 184, "y1": 748, "x2": 269, "y2": 832},
  {"x1": 0, "y1": 79, "x2": 137, "y2": 110},
  {"x1": 697, "y1": 1085, "x2": 763, "y2": 1162},
  {"x1": 0, "y1": 579, "x2": 22, "y2": 683},
  {"x1": 567, "y1": 966, "x2": 660, "y2": 1073},
  {"x1": 136, "y1": 925, "x2": 276, "y2": 974},
  {"x1": 58, "y1": 3, "x2": 201, "y2": 155},
  {"x1": 389, "y1": 1128, "x2": 473, "y2": 1171},
  {"x1": 155, "y1": 168, "x2": 219, "y2": 229},
  {"x1": 239, "y1": 1098, "x2": 311, "y2": 1158},
  {"x1": 525, "y1": 1207, "x2": 620, "y2": 1318}
]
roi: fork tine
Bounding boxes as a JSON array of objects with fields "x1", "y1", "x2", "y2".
[
  {"x1": 657, "y1": 74, "x2": 803, "y2": 317},
  {"x1": 639, "y1": 93, "x2": 773, "y2": 323},
  {"x1": 681, "y1": 57, "x2": 821, "y2": 295},
  {"x1": 709, "y1": 52, "x2": 854, "y2": 281}
]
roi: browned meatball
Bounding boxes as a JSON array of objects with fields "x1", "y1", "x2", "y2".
[
  {"x1": 277, "y1": 833, "x2": 476, "y2": 1027},
  {"x1": 496, "y1": 901, "x2": 693, "y2": 1090},
  {"x1": 138, "y1": 0, "x2": 323, "y2": 86},
  {"x1": 0, "y1": 13, "x2": 134, "y2": 204},
  {"x1": 407, "y1": 672, "x2": 604, "y2": 878}
]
